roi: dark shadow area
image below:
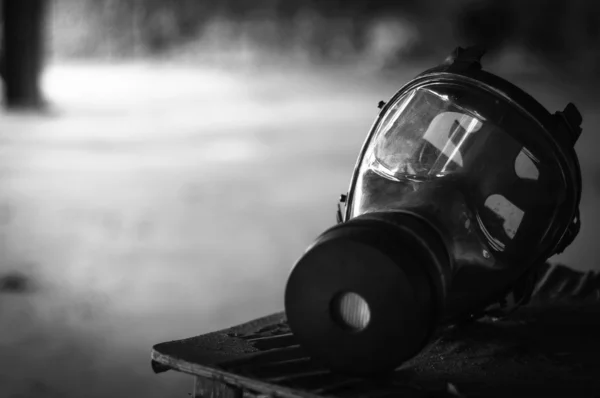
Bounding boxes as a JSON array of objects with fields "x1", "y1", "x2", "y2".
[
  {"x1": 400, "y1": 302, "x2": 600, "y2": 397},
  {"x1": 0, "y1": 271, "x2": 34, "y2": 293}
]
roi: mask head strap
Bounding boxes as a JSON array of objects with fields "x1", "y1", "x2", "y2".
[{"x1": 442, "y1": 45, "x2": 486, "y2": 71}]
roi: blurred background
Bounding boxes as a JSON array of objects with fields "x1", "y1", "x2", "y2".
[{"x1": 0, "y1": 0, "x2": 599, "y2": 397}]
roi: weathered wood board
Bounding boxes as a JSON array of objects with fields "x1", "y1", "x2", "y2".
[{"x1": 152, "y1": 299, "x2": 600, "y2": 398}]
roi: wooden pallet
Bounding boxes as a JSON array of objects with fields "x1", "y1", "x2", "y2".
[{"x1": 152, "y1": 300, "x2": 600, "y2": 398}]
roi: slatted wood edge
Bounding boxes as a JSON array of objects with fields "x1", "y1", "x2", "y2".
[
  {"x1": 153, "y1": 302, "x2": 600, "y2": 398},
  {"x1": 151, "y1": 349, "x2": 326, "y2": 398},
  {"x1": 194, "y1": 376, "x2": 243, "y2": 398}
]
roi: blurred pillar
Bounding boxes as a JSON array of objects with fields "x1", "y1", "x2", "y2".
[{"x1": 2, "y1": 0, "x2": 48, "y2": 110}]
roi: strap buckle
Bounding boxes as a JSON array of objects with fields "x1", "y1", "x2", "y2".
[{"x1": 443, "y1": 45, "x2": 487, "y2": 71}]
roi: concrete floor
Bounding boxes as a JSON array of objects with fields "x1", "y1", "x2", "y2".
[{"x1": 0, "y1": 62, "x2": 597, "y2": 397}]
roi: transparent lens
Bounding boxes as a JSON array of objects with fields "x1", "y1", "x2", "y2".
[
  {"x1": 351, "y1": 84, "x2": 567, "y2": 259},
  {"x1": 332, "y1": 292, "x2": 371, "y2": 331}
]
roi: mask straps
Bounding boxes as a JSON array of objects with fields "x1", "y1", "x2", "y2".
[
  {"x1": 471, "y1": 258, "x2": 598, "y2": 323},
  {"x1": 465, "y1": 261, "x2": 552, "y2": 321},
  {"x1": 442, "y1": 45, "x2": 487, "y2": 72},
  {"x1": 336, "y1": 194, "x2": 347, "y2": 224},
  {"x1": 554, "y1": 207, "x2": 581, "y2": 255}
]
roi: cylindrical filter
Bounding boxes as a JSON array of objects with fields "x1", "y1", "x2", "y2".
[{"x1": 285, "y1": 211, "x2": 451, "y2": 376}]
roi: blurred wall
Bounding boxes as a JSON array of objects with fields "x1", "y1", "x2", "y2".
[{"x1": 44, "y1": 0, "x2": 600, "y2": 80}]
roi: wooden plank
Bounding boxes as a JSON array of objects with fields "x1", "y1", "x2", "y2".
[
  {"x1": 235, "y1": 358, "x2": 327, "y2": 379},
  {"x1": 194, "y1": 376, "x2": 243, "y2": 398},
  {"x1": 221, "y1": 345, "x2": 310, "y2": 368},
  {"x1": 152, "y1": 312, "x2": 289, "y2": 370},
  {"x1": 151, "y1": 350, "x2": 324, "y2": 398},
  {"x1": 153, "y1": 302, "x2": 600, "y2": 398},
  {"x1": 245, "y1": 333, "x2": 298, "y2": 350}
]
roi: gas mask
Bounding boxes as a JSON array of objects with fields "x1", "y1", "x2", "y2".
[{"x1": 284, "y1": 47, "x2": 583, "y2": 376}]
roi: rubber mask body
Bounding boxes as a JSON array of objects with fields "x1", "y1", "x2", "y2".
[{"x1": 348, "y1": 84, "x2": 568, "y2": 319}]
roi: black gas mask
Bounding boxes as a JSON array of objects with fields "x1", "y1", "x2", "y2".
[{"x1": 284, "y1": 47, "x2": 583, "y2": 376}]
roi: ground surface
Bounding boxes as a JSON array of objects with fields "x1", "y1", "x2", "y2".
[{"x1": 0, "y1": 61, "x2": 597, "y2": 398}]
